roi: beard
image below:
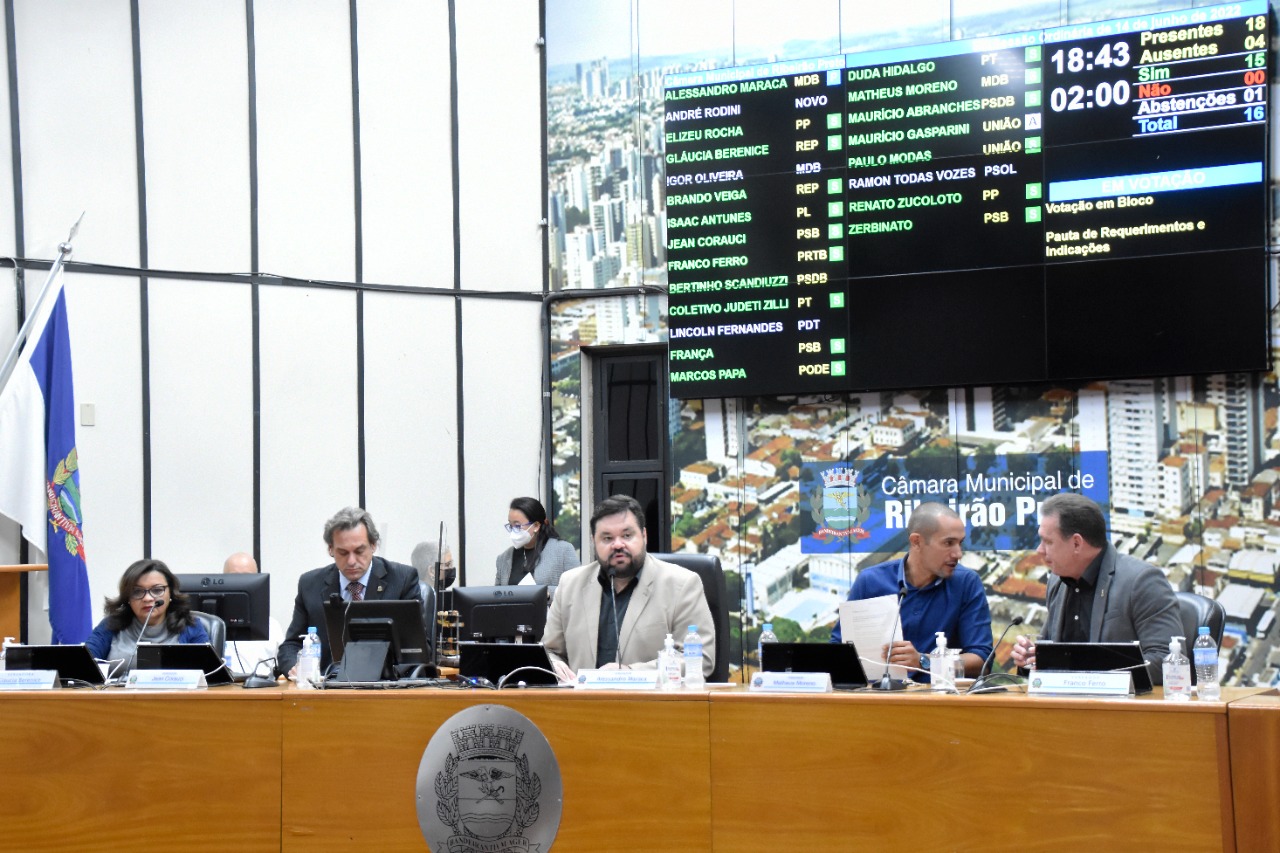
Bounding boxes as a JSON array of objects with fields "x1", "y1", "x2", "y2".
[{"x1": 599, "y1": 548, "x2": 644, "y2": 580}]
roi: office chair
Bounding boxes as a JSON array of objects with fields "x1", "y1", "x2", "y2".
[{"x1": 650, "y1": 551, "x2": 730, "y2": 682}]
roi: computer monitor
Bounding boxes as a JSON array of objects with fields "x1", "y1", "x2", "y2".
[
  {"x1": 322, "y1": 598, "x2": 433, "y2": 682},
  {"x1": 452, "y1": 584, "x2": 549, "y2": 643},
  {"x1": 5, "y1": 644, "x2": 105, "y2": 686},
  {"x1": 1033, "y1": 641, "x2": 1153, "y2": 695},
  {"x1": 459, "y1": 642, "x2": 559, "y2": 687},
  {"x1": 761, "y1": 642, "x2": 869, "y2": 690},
  {"x1": 175, "y1": 572, "x2": 271, "y2": 642},
  {"x1": 135, "y1": 643, "x2": 234, "y2": 686}
]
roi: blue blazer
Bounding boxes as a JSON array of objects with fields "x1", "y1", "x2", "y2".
[{"x1": 85, "y1": 617, "x2": 210, "y2": 660}]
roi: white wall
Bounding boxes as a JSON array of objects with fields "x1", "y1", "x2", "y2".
[{"x1": 0, "y1": 1, "x2": 546, "y2": 640}]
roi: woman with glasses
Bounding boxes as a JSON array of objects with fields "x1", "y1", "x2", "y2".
[
  {"x1": 85, "y1": 558, "x2": 209, "y2": 673},
  {"x1": 496, "y1": 497, "x2": 578, "y2": 588}
]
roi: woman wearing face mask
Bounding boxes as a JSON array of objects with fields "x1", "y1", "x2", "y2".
[
  {"x1": 495, "y1": 497, "x2": 579, "y2": 588},
  {"x1": 85, "y1": 558, "x2": 210, "y2": 674}
]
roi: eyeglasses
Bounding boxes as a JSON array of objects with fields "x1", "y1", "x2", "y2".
[
  {"x1": 503, "y1": 522, "x2": 535, "y2": 533},
  {"x1": 129, "y1": 585, "x2": 168, "y2": 601}
]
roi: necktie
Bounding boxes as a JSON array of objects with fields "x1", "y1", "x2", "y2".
[{"x1": 349, "y1": 581, "x2": 364, "y2": 602}]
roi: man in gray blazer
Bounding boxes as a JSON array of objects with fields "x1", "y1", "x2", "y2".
[
  {"x1": 1011, "y1": 493, "x2": 1182, "y2": 685},
  {"x1": 542, "y1": 494, "x2": 714, "y2": 682},
  {"x1": 278, "y1": 507, "x2": 421, "y2": 676}
]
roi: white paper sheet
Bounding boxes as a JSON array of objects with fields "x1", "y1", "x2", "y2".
[{"x1": 838, "y1": 594, "x2": 906, "y2": 681}]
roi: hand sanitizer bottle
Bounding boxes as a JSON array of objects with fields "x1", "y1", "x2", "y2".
[
  {"x1": 659, "y1": 633, "x2": 681, "y2": 690},
  {"x1": 929, "y1": 631, "x2": 955, "y2": 693},
  {"x1": 1163, "y1": 636, "x2": 1191, "y2": 701}
]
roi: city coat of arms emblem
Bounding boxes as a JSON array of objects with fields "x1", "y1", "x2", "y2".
[{"x1": 417, "y1": 704, "x2": 562, "y2": 852}]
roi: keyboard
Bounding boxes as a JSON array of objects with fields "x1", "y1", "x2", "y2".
[{"x1": 319, "y1": 677, "x2": 455, "y2": 690}]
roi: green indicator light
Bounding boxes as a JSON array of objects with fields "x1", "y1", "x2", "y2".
[
  {"x1": 827, "y1": 113, "x2": 842, "y2": 129},
  {"x1": 1025, "y1": 206, "x2": 1042, "y2": 223},
  {"x1": 1025, "y1": 46, "x2": 1041, "y2": 63},
  {"x1": 1025, "y1": 183, "x2": 1042, "y2": 200},
  {"x1": 831, "y1": 360, "x2": 847, "y2": 377},
  {"x1": 829, "y1": 246, "x2": 845, "y2": 263},
  {"x1": 827, "y1": 223, "x2": 842, "y2": 239},
  {"x1": 1025, "y1": 136, "x2": 1042, "y2": 153},
  {"x1": 827, "y1": 178, "x2": 841, "y2": 194},
  {"x1": 827, "y1": 134, "x2": 841, "y2": 151},
  {"x1": 1025, "y1": 68, "x2": 1041, "y2": 85},
  {"x1": 830, "y1": 338, "x2": 846, "y2": 355},
  {"x1": 828, "y1": 201, "x2": 843, "y2": 217},
  {"x1": 829, "y1": 292, "x2": 846, "y2": 308},
  {"x1": 1024, "y1": 90, "x2": 1042, "y2": 107}
]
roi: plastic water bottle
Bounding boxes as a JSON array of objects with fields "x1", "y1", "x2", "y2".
[
  {"x1": 1193, "y1": 626, "x2": 1220, "y2": 701},
  {"x1": 659, "y1": 633, "x2": 682, "y2": 690},
  {"x1": 1163, "y1": 636, "x2": 1191, "y2": 702},
  {"x1": 683, "y1": 625, "x2": 704, "y2": 689},
  {"x1": 757, "y1": 622, "x2": 777, "y2": 667},
  {"x1": 297, "y1": 627, "x2": 322, "y2": 688}
]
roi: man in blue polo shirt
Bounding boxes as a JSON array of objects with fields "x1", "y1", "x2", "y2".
[{"x1": 830, "y1": 501, "x2": 992, "y2": 681}]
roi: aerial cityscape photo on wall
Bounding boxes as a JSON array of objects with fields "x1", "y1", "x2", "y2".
[{"x1": 544, "y1": 0, "x2": 1280, "y2": 682}]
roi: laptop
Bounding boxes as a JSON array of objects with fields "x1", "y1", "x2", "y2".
[
  {"x1": 459, "y1": 642, "x2": 559, "y2": 687},
  {"x1": 761, "y1": 642, "x2": 869, "y2": 689},
  {"x1": 5, "y1": 644, "x2": 106, "y2": 686},
  {"x1": 135, "y1": 643, "x2": 235, "y2": 686},
  {"x1": 1033, "y1": 640, "x2": 1153, "y2": 694}
]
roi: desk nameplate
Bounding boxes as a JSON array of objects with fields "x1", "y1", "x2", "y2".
[
  {"x1": 126, "y1": 668, "x2": 207, "y2": 690},
  {"x1": 749, "y1": 671, "x2": 833, "y2": 693},
  {"x1": 575, "y1": 669, "x2": 660, "y2": 689},
  {"x1": 1027, "y1": 669, "x2": 1132, "y2": 697},
  {"x1": 0, "y1": 669, "x2": 58, "y2": 690}
]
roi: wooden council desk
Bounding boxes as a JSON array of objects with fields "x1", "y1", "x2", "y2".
[
  {"x1": 0, "y1": 687, "x2": 282, "y2": 853},
  {"x1": 710, "y1": 689, "x2": 1235, "y2": 852},
  {"x1": 0, "y1": 683, "x2": 1270, "y2": 852}
]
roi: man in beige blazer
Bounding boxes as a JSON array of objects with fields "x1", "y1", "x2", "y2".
[{"x1": 543, "y1": 494, "x2": 714, "y2": 682}]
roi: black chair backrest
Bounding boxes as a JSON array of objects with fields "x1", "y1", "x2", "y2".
[
  {"x1": 650, "y1": 551, "x2": 730, "y2": 683},
  {"x1": 193, "y1": 610, "x2": 227, "y2": 658},
  {"x1": 1174, "y1": 591, "x2": 1225, "y2": 686},
  {"x1": 1175, "y1": 591, "x2": 1226, "y2": 648}
]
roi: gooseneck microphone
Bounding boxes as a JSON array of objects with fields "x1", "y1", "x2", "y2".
[
  {"x1": 138, "y1": 597, "x2": 161, "y2": 640},
  {"x1": 433, "y1": 521, "x2": 446, "y2": 667},
  {"x1": 871, "y1": 581, "x2": 908, "y2": 692},
  {"x1": 967, "y1": 616, "x2": 1025, "y2": 694},
  {"x1": 608, "y1": 570, "x2": 622, "y2": 667}
]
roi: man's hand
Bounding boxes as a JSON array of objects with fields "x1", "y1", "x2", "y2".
[
  {"x1": 551, "y1": 659, "x2": 576, "y2": 683},
  {"x1": 1010, "y1": 634, "x2": 1036, "y2": 669},
  {"x1": 880, "y1": 639, "x2": 919, "y2": 668}
]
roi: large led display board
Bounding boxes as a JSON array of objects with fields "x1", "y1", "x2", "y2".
[{"x1": 665, "y1": 2, "x2": 1270, "y2": 398}]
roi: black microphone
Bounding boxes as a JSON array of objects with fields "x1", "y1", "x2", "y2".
[
  {"x1": 608, "y1": 570, "x2": 622, "y2": 667},
  {"x1": 871, "y1": 581, "x2": 908, "y2": 691},
  {"x1": 433, "y1": 521, "x2": 447, "y2": 667},
  {"x1": 133, "y1": 597, "x2": 162, "y2": 670},
  {"x1": 967, "y1": 616, "x2": 1025, "y2": 694},
  {"x1": 139, "y1": 597, "x2": 161, "y2": 638}
]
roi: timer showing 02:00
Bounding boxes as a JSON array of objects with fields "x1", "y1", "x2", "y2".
[{"x1": 1049, "y1": 80, "x2": 1132, "y2": 111}]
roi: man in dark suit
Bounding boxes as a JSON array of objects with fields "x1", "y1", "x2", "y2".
[
  {"x1": 277, "y1": 506, "x2": 421, "y2": 676},
  {"x1": 1011, "y1": 493, "x2": 1183, "y2": 684}
]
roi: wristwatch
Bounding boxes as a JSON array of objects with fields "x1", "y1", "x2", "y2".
[{"x1": 919, "y1": 653, "x2": 930, "y2": 671}]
